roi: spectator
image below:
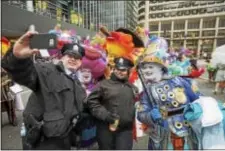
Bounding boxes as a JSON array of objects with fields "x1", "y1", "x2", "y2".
[
  {"x1": 213, "y1": 63, "x2": 225, "y2": 95},
  {"x1": 206, "y1": 59, "x2": 216, "y2": 82}
]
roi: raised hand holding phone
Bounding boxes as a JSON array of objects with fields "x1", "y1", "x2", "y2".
[{"x1": 13, "y1": 31, "x2": 39, "y2": 59}]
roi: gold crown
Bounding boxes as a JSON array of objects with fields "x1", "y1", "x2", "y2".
[{"x1": 141, "y1": 55, "x2": 164, "y2": 66}]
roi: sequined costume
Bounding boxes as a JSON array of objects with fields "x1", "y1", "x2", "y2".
[
  {"x1": 137, "y1": 76, "x2": 200, "y2": 149},
  {"x1": 136, "y1": 36, "x2": 201, "y2": 150}
]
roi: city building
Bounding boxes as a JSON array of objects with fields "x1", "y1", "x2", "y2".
[
  {"x1": 138, "y1": 0, "x2": 225, "y2": 57},
  {"x1": 2, "y1": 0, "x2": 96, "y2": 41},
  {"x1": 74, "y1": 1, "x2": 138, "y2": 31}
]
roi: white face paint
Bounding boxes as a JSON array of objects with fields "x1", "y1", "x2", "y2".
[
  {"x1": 77, "y1": 68, "x2": 92, "y2": 84},
  {"x1": 140, "y1": 63, "x2": 163, "y2": 82}
]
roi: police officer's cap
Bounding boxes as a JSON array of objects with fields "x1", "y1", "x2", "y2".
[
  {"x1": 61, "y1": 43, "x2": 85, "y2": 59},
  {"x1": 114, "y1": 57, "x2": 134, "y2": 70}
]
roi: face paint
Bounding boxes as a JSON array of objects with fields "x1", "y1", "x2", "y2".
[
  {"x1": 78, "y1": 68, "x2": 92, "y2": 84},
  {"x1": 140, "y1": 63, "x2": 163, "y2": 82}
]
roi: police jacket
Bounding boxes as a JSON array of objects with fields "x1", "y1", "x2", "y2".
[
  {"x1": 87, "y1": 73, "x2": 138, "y2": 129},
  {"x1": 1, "y1": 49, "x2": 86, "y2": 137}
]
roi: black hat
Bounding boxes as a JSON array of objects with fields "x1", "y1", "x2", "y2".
[
  {"x1": 61, "y1": 43, "x2": 85, "y2": 59},
  {"x1": 115, "y1": 28, "x2": 144, "y2": 48},
  {"x1": 114, "y1": 57, "x2": 134, "y2": 70}
]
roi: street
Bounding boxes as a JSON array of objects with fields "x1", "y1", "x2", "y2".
[{"x1": 1, "y1": 78, "x2": 224, "y2": 150}]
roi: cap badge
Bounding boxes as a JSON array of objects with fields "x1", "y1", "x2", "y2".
[
  {"x1": 73, "y1": 45, "x2": 79, "y2": 52},
  {"x1": 119, "y1": 58, "x2": 124, "y2": 64}
]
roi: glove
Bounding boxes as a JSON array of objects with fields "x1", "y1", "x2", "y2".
[
  {"x1": 150, "y1": 107, "x2": 162, "y2": 123},
  {"x1": 105, "y1": 113, "x2": 118, "y2": 124}
]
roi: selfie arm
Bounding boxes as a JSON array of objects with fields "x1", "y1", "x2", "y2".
[{"x1": 2, "y1": 48, "x2": 39, "y2": 91}]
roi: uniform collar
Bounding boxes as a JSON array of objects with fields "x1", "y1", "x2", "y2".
[
  {"x1": 64, "y1": 68, "x2": 72, "y2": 75},
  {"x1": 56, "y1": 61, "x2": 73, "y2": 75}
]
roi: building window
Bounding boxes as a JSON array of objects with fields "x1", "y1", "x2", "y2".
[
  {"x1": 149, "y1": 24, "x2": 158, "y2": 31},
  {"x1": 218, "y1": 29, "x2": 225, "y2": 36},
  {"x1": 161, "y1": 31, "x2": 170, "y2": 38},
  {"x1": 202, "y1": 30, "x2": 215, "y2": 37},
  {"x1": 138, "y1": 15, "x2": 145, "y2": 21},
  {"x1": 186, "y1": 40, "x2": 198, "y2": 49},
  {"x1": 177, "y1": 11, "x2": 183, "y2": 16},
  {"x1": 191, "y1": 9, "x2": 198, "y2": 15},
  {"x1": 188, "y1": 21, "x2": 200, "y2": 29},
  {"x1": 138, "y1": 1, "x2": 145, "y2": 8},
  {"x1": 170, "y1": 11, "x2": 177, "y2": 17},
  {"x1": 138, "y1": 7, "x2": 145, "y2": 14},
  {"x1": 174, "y1": 22, "x2": 185, "y2": 30},
  {"x1": 149, "y1": 14, "x2": 157, "y2": 18},
  {"x1": 173, "y1": 40, "x2": 184, "y2": 48},
  {"x1": 187, "y1": 31, "x2": 199, "y2": 37},
  {"x1": 203, "y1": 19, "x2": 216, "y2": 28},
  {"x1": 161, "y1": 23, "x2": 171, "y2": 31},
  {"x1": 138, "y1": 23, "x2": 144, "y2": 27},
  {"x1": 217, "y1": 38, "x2": 225, "y2": 47},
  {"x1": 219, "y1": 18, "x2": 225, "y2": 27},
  {"x1": 199, "y1": 8, "x2": 207, "y2": 14},
  {"x1": 173, "y1": 32, "x2": 185, "y2": 38},
  {"x1": 150, "y1": 6, "x2": 156, "y2": 11},
  {"x1": 157, "y1": 13, "x2": 163, "y2": 18}
]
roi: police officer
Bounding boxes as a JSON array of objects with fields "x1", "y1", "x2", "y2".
[
  {"x1": 1, "y1": 31, "x2": 86, "y2": 150},
  {"x1": 87, "y1": 57, "x2": 138, "y2": 150}
]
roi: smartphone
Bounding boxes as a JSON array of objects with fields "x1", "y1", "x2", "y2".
[{"x1": 30, "y1": 34, "x2": 57, "y2": 49}]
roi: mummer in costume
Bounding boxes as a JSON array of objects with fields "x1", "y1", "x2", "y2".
[
  {"x1": 136, "y1": 36, "x2": 225, "y2": 149},
  {"x1": 136, "y1": 36, "x2": 201, "y2": 150}
]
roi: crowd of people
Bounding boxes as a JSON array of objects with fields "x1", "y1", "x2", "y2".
[{"x1": 1, "y1": 24, "x2": 225, "y2": 150}]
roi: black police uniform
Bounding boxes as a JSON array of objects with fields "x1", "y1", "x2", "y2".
[
  {"x1": 87, "y1": 57, "x2": 138, "y2": 150},
  {"x1": 2, "y1": 43, "x2": 86, "y2": 150}
]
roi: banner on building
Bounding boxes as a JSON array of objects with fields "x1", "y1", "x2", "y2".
[
  {"x1": 90, "y1": 23, "x2": 94, "y2": 30},
  {"x1": 34, "y1": 0, "x2": 41, "y2": 10},
  {"x1": 34, "y1": 0, "x2": 48, "y2": 12},
  {"x1": 42, "y1": 1, "x2": 48, "y2": 11},
  {"x1": 70, "y1": 10, "x2": 78, "y2": 24},
  {"x1": 56, "y1": 7, "x2": 62, "y2": 21},
  {"x1": 78, "y1": 14, "x2": 83, "y2": 24}
]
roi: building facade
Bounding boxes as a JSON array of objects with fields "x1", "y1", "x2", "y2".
[
  {"x1": 138, "y1": 1, "x2": 225, "y2": 57},
  {"x1": 74, "y1": 1, "x2": 138, "y2": 31},
  {"x1": 2, "y1": 0, "x2": 97, "y2": 39}
]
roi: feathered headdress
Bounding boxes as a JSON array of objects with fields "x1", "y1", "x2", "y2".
[
  {"x1": 134, "y1": 26, "x2": 149, "y2": 40},
  {"x1": 81, "y1": 34, "x2": 107, "y2": 79},
  {"x1": 100, "y1": 26, "x2": 144, "y2": 67},
  {"x1": 139, "y1": 36, "x2": 169, "y2": 70}
]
